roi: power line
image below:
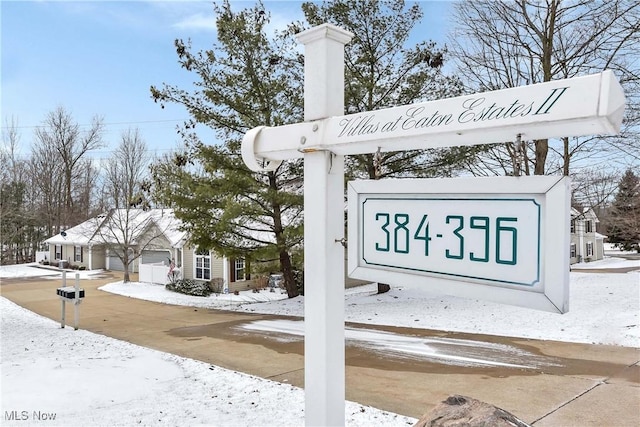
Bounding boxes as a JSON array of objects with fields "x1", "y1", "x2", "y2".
[{"x1": 1, "y1": 118, "x2": 189, "y2": 130}]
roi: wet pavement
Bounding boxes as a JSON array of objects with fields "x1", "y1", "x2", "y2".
[{"x1": 1, "y1": 272, "x2": 639, "y2": 426}]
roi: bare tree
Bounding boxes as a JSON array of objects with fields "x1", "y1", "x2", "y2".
[
  {"x1": 450, "y1": 0, "x2": 640, "y2": 176},
  {"x1": 97, "y1": 128, "x2": 154, "y2": 282},
  {"x1": 73, "y1": 158, "x2": 101, "y2": 220},
  {"x1": 572, "y1": 167, "x2": 621, "y2": 233},
  {"x1": 0, "y1": 117, "x2": 24, "y2": 182},
  {"x1": 104, "y1": 128, "x2": 150, "y2": 209},
  {"x1": 33, "y1": 106, "x2": 104, "y2": 227},
  {"x1": 29, "y1": 136, "x2": 65, "y2": 236},
  {"x1": 96, "y1": 208, "x2": 169, "y2": 283},
  {"x1": 1, "y1": 117, "x2": 29, "y2": 263},
  {"x1": 572, "y1": 168, "x2": 620, "y2": 210}
]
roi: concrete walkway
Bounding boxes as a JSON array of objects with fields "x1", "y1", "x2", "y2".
[{"x1": 1, "y1": 272, "x2": 639, "y2": 426}]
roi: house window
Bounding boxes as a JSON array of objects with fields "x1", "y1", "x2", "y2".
[
  {"x1": 195, "y1": 249, "x2": 211, "y2": 280},
  {"x1": 585, "y1": 220, "x2": 593, "y2": 233},
  {"x1": 570, "y1": 220, "x2": 575, "y2": 233},
  {"x1": 570, "y1": 243, "x2": 576, "y2": 258},
  {"x1": 586, "y1": 242, "x2": 594, "y2": 257},
  {"x1": 74, "y1": 246, "x2": 82, "y2": 263},
  {"x1": 175, "y1": 248, "x2": 182, "y2": 268},
  {"x1": 234, "y1": 258, "x2": 246, "y2": 282},
  {"x1": 55, "y1": 245, "x2": 62, "y2": 260}
]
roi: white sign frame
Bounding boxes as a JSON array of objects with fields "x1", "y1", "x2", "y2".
[
  {"x1": 242, "y1": 70, "x2": 625, "y2": 167},
  {"x1": 241, "y1": 23, "x2": 624, "y2": 426},
  {"x1": 348, "y1": 176, "x2": 571, "y2": 313}
]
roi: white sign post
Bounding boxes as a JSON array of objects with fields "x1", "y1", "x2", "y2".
[
  {"x1": 297, "y1": 25, "x2": 352, "y2": 427},
  {"x1": 240, "y1": 23, "x2": 625, "y2": 427}
]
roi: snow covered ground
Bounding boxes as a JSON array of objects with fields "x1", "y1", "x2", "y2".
[
  {"x1": 1, "y1": 298, "x2": 412, "y2": 427},
  {"x1": 1, "y1": 254, "x2": 638, "y2": 426},
  {"x1": 0, "y1": 263, "x2": 106, "y2": 280},
  {"x1": 99, "y1": 258, "x2": 640, "y2": 347}
]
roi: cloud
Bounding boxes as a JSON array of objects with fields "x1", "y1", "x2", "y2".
[{"x1": 171, "y1": 12, "x2": 217, "y2": 32}]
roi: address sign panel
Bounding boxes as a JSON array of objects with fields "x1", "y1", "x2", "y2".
[
  {"x1": 362, "y1": 197, "x2": 540, "y2": 287},
  {"x1": 348, "y1": 176, "x2": 571, "y2": 313}
]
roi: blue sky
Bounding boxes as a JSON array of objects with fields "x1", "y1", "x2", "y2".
[{"x1": 1, "y1": 1, "x2": 454, "y2": 161}]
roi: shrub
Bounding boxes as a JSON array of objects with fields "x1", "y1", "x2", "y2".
[
  {"x1": 166, "y1": 279, "x2": 212, "y2": 297},
  {"x1": 293, "y1": 269, "x2": 304, "y2": 296},
  {"x1": 255, "y1": 275, "x2": 268, "y2": 289},
  {"x1": 209, "y1": 278, "x2": 225, "y2": 294}
]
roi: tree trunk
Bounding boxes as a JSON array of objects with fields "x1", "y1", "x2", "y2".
[
  {"x1": 279, "y1": 249, "x2": 298, "y2": 298},
  {"x1": 562, "y1": 137, "x2": 570, "y2": 176},
  {"x1": 123, "y1": 252, "x2": 130, "y2": 283},
  {"x1": 534, "y1": 139, "x2": 548, "y2": 175},
  {"x1": 268, "y1": 172, "x2": 299, "y2": 298}
]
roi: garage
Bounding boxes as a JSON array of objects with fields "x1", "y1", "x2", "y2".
[
  {"x1": 107, "y1": 248, "x2": 140, "y2": 272},
  {"x1": 141, "y1": 250, "x2": 172, "y2": 266},
  {"x1": 107, "y1": 255, "x2": 125, "y2": 271}
]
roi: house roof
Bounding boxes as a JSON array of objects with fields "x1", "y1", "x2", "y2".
[
  {"x1": 45, "y1": 209, "x2": 187, "y2": 248},
  {"x1": 571, "y1": 207, "x2": 600, "y2": 222},
  {"x1": 44, "y1": 214, "x2": 107, "y2": 246},
  {"x1": 148, "y1": 209, "x2": 188, "y2": 247}
]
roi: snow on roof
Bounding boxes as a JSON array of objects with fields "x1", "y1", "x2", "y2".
[
  {"x1": 44, "y1": 215, "x2": 107, "y2": 246},
  {"x1": 45, "y1": 208, "x2": 293, "y2": 251},
  {"x1": 95, "y1": 208, "x2": 186, "y2": 247},
  {"x1": 570, "y1": 206, "x2": 600, "y2": 221},
  {"x1": 148, "y1": 209, "x2": 188, "y2": 247},
  {"x1": 45, "y1": 209, "x2": 186, "y2": 248}
]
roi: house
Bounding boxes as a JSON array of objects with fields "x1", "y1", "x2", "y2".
[
  {"x1": 45, "y1": 209, "x2": 257, "y2": 293},
  {"x1": 44, "y1": 214, "x2": 107, "y2": 270},
  {"x1": 570, "y1": 207, "x2": 606, "y2": 264}
]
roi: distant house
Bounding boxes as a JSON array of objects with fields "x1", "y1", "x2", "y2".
[
  {"x1": 44, "y1": 214, "x2": 107, "y2": 270},
  {"x1": 570, "y1": 207, "x2": 606, "y2": 264},
  {"x1": 44, "y1": 209, "x2": 257, "y2": 293}
]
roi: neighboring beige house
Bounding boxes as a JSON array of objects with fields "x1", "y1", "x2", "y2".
[
  {"x1": 570, "y1": 207, "x2": 606, "y2": 264},
  {"x1": 45, "y1": 209, "x2": 257, "y2": 293},
  {"x1": 44, "y1": 214, "x2": 107, "y2": 270}
]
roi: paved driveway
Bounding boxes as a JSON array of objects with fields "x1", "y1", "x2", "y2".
[{"x1": 2, "y1": 272, "x2": 639, "y2": 426}]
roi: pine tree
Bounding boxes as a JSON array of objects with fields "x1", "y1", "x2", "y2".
[
  {"x1": 150, "y1": 1, "x2": 304, "y2": 298},
  {"x1": 608, "y1": 169, "x2": 640, "y2": 252},
  {"x1": 302, "y1": 0, "x2": 477, "y2": 294},
  {"x1": 149, "y1": 0, "x2": 480, "y2": 297},
  {"x1": 302, "y1": 0, "x2": 479, "y2": 180}
]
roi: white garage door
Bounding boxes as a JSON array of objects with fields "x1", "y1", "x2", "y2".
[
  {"x1": 141, "y1": 250, "x2": 171, "y2": 265},
  {"x1": 108, "y1": 255, "x2": 125, "y2": 271}
]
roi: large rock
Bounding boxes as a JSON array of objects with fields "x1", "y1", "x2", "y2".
[{"x1": 414, "y1": 395, "x2": 531, "y2": 427}]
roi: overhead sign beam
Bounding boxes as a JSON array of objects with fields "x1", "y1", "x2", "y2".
[{"x1": 242, "y1": 70, "x2": 625, "y2": 169}]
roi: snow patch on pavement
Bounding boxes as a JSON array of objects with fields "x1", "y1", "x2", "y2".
[{"x1": 240, "y1": 319, "x2": 561, "y2": 369}]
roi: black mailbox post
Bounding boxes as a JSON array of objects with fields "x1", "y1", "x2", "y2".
[
  {"x1": 56, "y1": 287, "x2": 85, "y2": 299},
  {"x1": 56, "y1": 272, "x2": 84, "y2": 330}
]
